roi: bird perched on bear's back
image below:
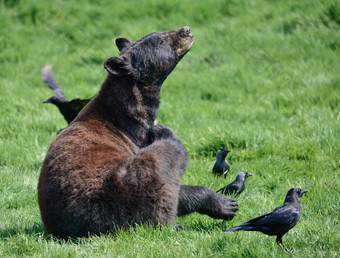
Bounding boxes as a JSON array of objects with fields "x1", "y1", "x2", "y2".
[
  {"x1": 41, "y1": 65, "x2": 90, "y2": 124},
  {"x1": 224, "y1": 188, "x2": 308, "y2": 252},
  {"x1": 212, "y1": 149, "x2": 230, "y2": 177},
  {"x1": 217, "y1": 171, "x2": 253, "y2": 196}
]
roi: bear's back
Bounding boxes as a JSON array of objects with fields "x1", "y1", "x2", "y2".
[{"x1": 38, "y1": 120, "x2": 138, "y2": 237}]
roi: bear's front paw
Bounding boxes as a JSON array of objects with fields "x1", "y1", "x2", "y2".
[
  {"x1": 216, "y1": 193, "x2": 239, "y2": 220},
  {"x1": 203, "y1": 193, "x2": 238, "y2": 221},
  {"x1": 148, "y1": 125, "x2": 179, "y2": 143}
]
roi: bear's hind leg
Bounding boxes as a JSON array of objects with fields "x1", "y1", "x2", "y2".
[{"x1": 117, "y1": 139, "x2": 188, "y2": 226}]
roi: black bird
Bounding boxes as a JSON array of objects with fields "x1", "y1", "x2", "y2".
[
  {"x1": 212, "y1": 149, "x2": 230, "y2": 177},
  {"x1": 224, "y1": 188, "x2": 308, "y2": 252},
  {"x1": 41, "y1": 65, "x2": 90, "y2": 124},
  {"x1": 217, "y1": 171, "x2": 253, "y2": 195}
]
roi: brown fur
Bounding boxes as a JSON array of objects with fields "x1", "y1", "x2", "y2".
[{"x1": 38, "y1": 27, "x2": 238, "y2": 239}]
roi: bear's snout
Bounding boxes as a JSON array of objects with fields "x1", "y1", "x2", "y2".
[
  {"x1": 178, "y1": 26, "x2": 193, "y2": 39},
  {"x1": 175, "y1": 27, "x2": 194, "y2": 57}
]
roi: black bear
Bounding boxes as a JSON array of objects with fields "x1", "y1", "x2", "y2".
[{"x1": 38, "y1": 27, "x2": 238, "y2": 238}]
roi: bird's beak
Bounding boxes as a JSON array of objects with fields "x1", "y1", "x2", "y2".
[
  {"x1": 43, "y1": 98, "x2": 51, "y2": 103},
  {"x1": 300, "y1": 189, "x2": 308, "y2": 197},
  {"x1": 247, "y1": 173, "x2": 253, "y2": 177}
]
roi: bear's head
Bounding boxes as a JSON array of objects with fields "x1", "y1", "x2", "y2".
[{"x1": 104, "y1": 26, "x2": 194, "y2": 85}]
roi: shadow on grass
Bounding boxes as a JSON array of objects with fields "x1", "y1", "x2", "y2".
[
  {"x1": 0, "y1": 220, "x2": 237, "y2": 244},
  {"x1": 0, "y1": 222, "x2": 46, "y2": 239},
  {"x1": 0, "y1": 223, "x2": 84, "y2": 244},
  {"x1": 180, "y1": 219, "x2": 234, "y2": 233},
  {"x1": 0, "y1": 222, "x2": 121, "y2": 244}
]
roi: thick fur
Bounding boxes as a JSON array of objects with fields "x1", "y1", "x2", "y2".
[{"x1": 38, "y1": 27, "x2": 238, "y2": 239}]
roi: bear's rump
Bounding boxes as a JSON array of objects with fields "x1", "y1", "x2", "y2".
[{"x1": 39, "y1": 135, "x2": 180, "y2": 236}]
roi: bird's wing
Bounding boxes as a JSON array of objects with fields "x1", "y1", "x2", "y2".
[
  {"x1": 213, "y1": 164, "x2": 223, "y2": 174},
  {"x1": 41, "y1": 65, "x2": 68, "y2": 101},
  {"x1": 247, "y1": 205, "x2": 299, "y2": 227},
  {"x1": 225, "y1": 161, "x2": 230, "y2": 171},
  {"x1": 244, "y1": 210, "x2": 275, "y2": 224},
  {"x1": 226, "y1": 183, "x2": 239, "y2": 192},
  {"x1": 217, "y1": 180, "x2": 238, "y2": 193},
  {"x1": 68, "y1": 98, "x2": 91, "y2": 113},
  {"x1": 225, "y1": 204, "x2": 300, "y2": 234}
]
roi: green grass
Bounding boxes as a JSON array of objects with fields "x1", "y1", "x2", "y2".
[{"x1": 0, "y1": 0, "x2": 339, "y2": 256}]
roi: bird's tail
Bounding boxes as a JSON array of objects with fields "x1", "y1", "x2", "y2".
[
  {"x1": 216, "y1": 188, "x2": 228, "y2": 195},
  {"x1": 41, "y1": 65, "x2": 67, "y2": 101},
  {"x1": 223, "y1": 223, "x2": 251, "y2": 232}
]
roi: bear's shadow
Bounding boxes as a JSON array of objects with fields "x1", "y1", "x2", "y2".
[
  {"x1": 0, "y1": 223, "x2": 82, "y2": 244},
  {"x1": 0, "y1": 220, "x2": 232, "y2": 245},
  {"x1": 0, "y1": 222, "x2": 122, "y2": 244},
  {"x1": 0, "y1": 222, "x2": 46, "y2": 239}
]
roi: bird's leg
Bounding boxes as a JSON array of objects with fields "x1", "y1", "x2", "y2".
[
  {"x1": 281, "y1": 242, "x2": 292, "y2": 253},
  {"x1": 276, "y1": 237, "x2": 292, "y2": 253}
]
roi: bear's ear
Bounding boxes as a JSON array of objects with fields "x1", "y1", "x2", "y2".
[
  {"x1": 116, "y1": 38, "x2": 131, "y2": 52},
  {"x1": 104, "y1": 56, "x2": 128, "y2": 76}
]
